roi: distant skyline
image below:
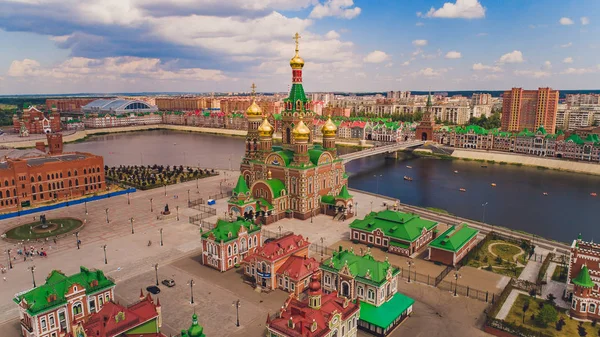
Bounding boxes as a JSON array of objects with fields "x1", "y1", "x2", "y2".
[{"x1": 0, "y1": 0, "x2": 599, "y2": 94}]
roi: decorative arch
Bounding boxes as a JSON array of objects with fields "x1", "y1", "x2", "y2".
[
  {"x1": 265, "y1": 153, "x2": 285, "y2": 166},
  {"x1": 317, "y1": 152, "x2": 333, "y2": 165}
]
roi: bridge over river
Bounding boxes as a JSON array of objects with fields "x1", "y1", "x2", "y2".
[{"x1": 339, "y1": 140, "x2": 425, "y2": 163}]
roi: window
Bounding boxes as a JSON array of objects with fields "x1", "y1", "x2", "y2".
[
  {"x1": 99, "y1": 296, "x2": 104, "y2": 307},
  {"x1": 49, "y1": 315, "x2": 55, "y2": 329},
  {"x1": 41, "y1": 317, "x2": 47, "y2": 331},
  {"x1": 105, "y1": 294, "x2": 110, "y2": 302},
  {"x1": 228, "y1": 246, "x2": 232, "y2": 256},
  {"x1": 590, "y1": 303, "x2": 596, "y2": 313},
  {"x1": 353, "y1": 232, "x2": 359, "y2": 239},
  {"x1": 72, "y1": 302, "x2": 83, "y2": 316},
  {"x1": 89, "y1": 298, "x2": 96, "y2": 313},
  {"x1": 291, "y1": 282, "x2": 295, "y2": 291},
  {"x1": 233, "y1": 243, "x2": 238, "y2": 255},
  {"x1": 325, "y1": 274, "x2": 331, "y2": 285},
  {"x1": 582, "y1": 302, "x2": 587, "y2": 312},
  {"x1": 357, "y1": 286, "x2": 364, "y2": 297},
  {"x1": 367, "y1": 289, "x2": 375, "y2": 301}
]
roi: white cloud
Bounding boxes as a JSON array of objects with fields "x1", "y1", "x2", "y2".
[
  {"x1": 563, "y1": 57, "x2": 574, "y2": 64},
  {"x1": 421, "y1": 0, "x2": 485, "y2": 19},
  {"x1": 412, "y1": 39, "x2": 428, "y2": 46},
  {"x1": 363, "y1": 50, "x2": 390, "y2": 63},
  {"x1": 8, "y1": 57, "x2": 227, "y2": 81},
  {"x1": 324, "y1": 30, "x2": 340, "y2": 39},
  {"x1": 401, "y1": 61, "x2": 410, "y2": 66},
  {"x1": 514, "y1": 70, "x2": 551, "y2": 78},
  {"x1": 472, "y1": 63, "x2": 503, "y2": 72},
  {"x1": 561, "y1": 66, "x2": 600, "y2": 75},
  {"x1": 310, "y1": 0, "x2": 361, "y2": 19},
  {"x1": 412, "y1": 67, "x2": 450, "y2": 77},
  {"x1": 581, "y1": 17, "x2": 590, "y2": 25},
  {"x1": 445, "y1": 51, "x2": 462, "y2": 59},
  {"x1": 560, "y1": 42, "x2": 572, "y2": 48},
  {"x1": 384, "y1": 62, "x2": 394, "y2": 68},
  {"x1": 415, "y1": 22, "x2": 425, "y2": 26},
  {"x1": 498, "y1": 50, "x2": 524, "y2": 64},
  {"x1": 559, "y1": 17, "x2": 574, "y2": 25},
  {"x1": 476, "y1": 32, "x2": 488, "y2": 37},
  {"x1": 543, "y1": 61, "x2": 552, "y2": 69}
]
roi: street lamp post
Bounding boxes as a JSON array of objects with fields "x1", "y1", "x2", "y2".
[
  {"x1": 105, "y1": 208, "x2": 109, "y2": 223},
  {"x1": 220, "y1": 181, "x2": 223, "y2": 194},
  {"x1": 370, "y1": 201, "x2": 373, "y2": 213},
  {"x1": 187, "y1": 279, "x2": 195, "y2": 304},
  {"x1": 150, "y1": 198, "x2": 153, "y2": 212},
  {"x1": 29, "y1": 265, "x2": 36, "y2": 287},
  {"x1": 5, "y1": 249, "x2": 12, "y2": 269},
  {"x1": 127, "y1": 192, "x2": 130, "y2": 205},
  {"x1": 196, "y1": 177, "x2": 199, "y2": 190},
  {"x1": 176, "y1": 206, "x2": 179, "y2": 221},
  {"x1": 354, "y1": 201, "x2": 358, "y2": 217},
  {"x1": 153, "y1": 263, "x2": 159, "y2": 286},
  {"x1": 232, "y1": 300, "x2": 241, "y2": 327},
  {"x1": 75, "y1": 231, "x2": 80, "y2": 249},
  {"x1": 159, "y1": 228, "x2": 163, "y2": 246},
  {"x1": 482, "y1": 202, "x2": 490, "y2": 233},
  {"x1": 320, "y1": 237, "x2": 324, "y2": 257},
  {"x1": 164, "y1": 184, "x2": 167, "y2": 196},
  {"x1": 130, "y1": 218, "x2": 135, "y2": 234},
  {"x1": 407, "y1": 260, "x2": 415, "y2": 283},
  {"x1": 102, "y1": 245, "x2": 107, "y2": 264},
  {"x1": 453, "y1": 270, "x2": 461, "y2": 297},
  {"x1": 84, "y1": 201, "x2": 88, "y2": 215},
  {"x1": 187, "y1": 189, "x2": 190, "y2": 204}
]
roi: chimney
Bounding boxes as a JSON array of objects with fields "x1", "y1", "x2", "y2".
[{"x1": 35, "y1": 142, "x2": 46, "y2": 152}]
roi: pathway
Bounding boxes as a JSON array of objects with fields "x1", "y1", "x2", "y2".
[
  {"x1": 496, "y1": 289, "x2": 529, "y2": 320},
  {"x1": 542, "y1": 262, "x2": 570, "y2": 309},
  {"x1": 487, "y1": 242, "x2": 526, "y2": 267},
  {"x1": 518, "y1": 260, "x2": 541, "y2": 283}
]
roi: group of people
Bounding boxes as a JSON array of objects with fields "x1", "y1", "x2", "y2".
[{"x1": 16, "y1": 245, "x2": 49, "y2": 260}]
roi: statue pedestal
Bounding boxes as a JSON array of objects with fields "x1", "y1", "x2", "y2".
[{"x1": 157, "y1": 213, "x2": 177, "y2": 221}]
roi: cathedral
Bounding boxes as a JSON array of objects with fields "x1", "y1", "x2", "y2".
[{"x1": 228, "y1": 33, "x2": 354, "y2": 224}]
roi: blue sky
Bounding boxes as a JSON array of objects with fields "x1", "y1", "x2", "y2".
[{"x1": 0, "y1": 0, "x2": 598, "y2": 94}]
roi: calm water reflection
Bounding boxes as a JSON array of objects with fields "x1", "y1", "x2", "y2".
[{"x1": 65, "y1": 130, "x2": 599, "y2": 241}]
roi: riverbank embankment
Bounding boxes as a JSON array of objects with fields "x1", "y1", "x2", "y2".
[
  {"x1": 451, "y1": 149, "x2": 600, "y2": 176},
  {"x1": 3, "y1": 124, "x2": 371, "y2": 149}
]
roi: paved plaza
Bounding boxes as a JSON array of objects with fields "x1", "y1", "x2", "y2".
[{"x1": 0, "y1": 171, "x2": 499, "y2": 336}]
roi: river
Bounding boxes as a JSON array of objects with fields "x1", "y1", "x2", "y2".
[{"x1": 64, "y1": 130, "x2": 599, "y2": 242}]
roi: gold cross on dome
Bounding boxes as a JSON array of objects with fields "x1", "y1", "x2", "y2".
[
  {"x1": 251, "y1": 83, "x2": 256, "y2": 96},
  {"x1": 293, "y1": 32, "x2": 301, "y2": 50}
]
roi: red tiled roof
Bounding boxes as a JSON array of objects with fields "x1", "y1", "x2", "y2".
[
  {"x1": 268, "y1": 291, "x2": 359, "y2": 337},
  {"x1": 276, "y1": 256, "x2": 320, "y2": 281},
  {"x1": 83, "y1": 294, "x2": 159, "y2": 337},
  {"x1": 244, "y1": 234, "x2": 310, "y2": 263}
]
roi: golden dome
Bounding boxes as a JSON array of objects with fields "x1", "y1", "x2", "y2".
[
  {"x1": 292, "y1": 118, "x2": 311, "y2": 140},
  {"x1": 258, "y1": 118, "x2": 274, "y2": 137},
  {"x1": 322, "y1": 116, "x2": 337, "y2": 137},
  {"x1": 290, "y1": 32, "x2": 305, "y2": 69},
  {"x1": 246, "y1": 100, "x2": 263, "y2": 118}
]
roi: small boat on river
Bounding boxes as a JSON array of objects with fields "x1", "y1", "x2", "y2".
[
  {"x1": 406, "y1": 165, "x2": 412, "y2": 169},
  {"x1": 404, "y1": 176, "x2": 413, "y2": 181},
  {"x1": 454, "y1": 170, "x2": 459, "y2": 174},
  {"x1": 481, "y1": 165, "x2": 488, "y2": 168},
  {"x1": 459, "y1": 188, "x2": 466, "y2": 192},
  {"x1": 592, "y1": 192, "x2": 598, "y2": 197},
  {"x1": 543, "y1": 192, "x2": 549, "y2": 196},
  {"x1": 491, "y1": 183, "x2": 497, "y2": 187}
]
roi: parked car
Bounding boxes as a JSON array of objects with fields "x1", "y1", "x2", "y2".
[
  {"x1": 146, "y1": 286, "x2": 160, "y2": 294},
  {"x1": 162, "y1": 279, "x2": 175, "y2": 287}
]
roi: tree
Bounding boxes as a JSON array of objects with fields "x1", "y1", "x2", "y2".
[
  {"x1": 579, "y1": 321, "x2": 588, "y2": 336},
  {"x1": 535, "y1": 304, "x2": 558, "y2": 328},
  {"x1": 522, "y1": 299, "x2": 530, "y2": 323},
  {"x1": 547, "y1": 293, "x2": 557, "y2": 306}
]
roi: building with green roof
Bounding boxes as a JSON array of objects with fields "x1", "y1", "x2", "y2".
[
  {"x1": 14, "y1": 266, "x2": 116, "y2": 337},
  {"x1": 350, "y1": 210, "x2": 439, "y2": 256},
  {"x1": 181, "y1": 313, "x2": 207, "y2": 337},
  {"x1": 567, "y1": 234, "x2": 600, "y2": 320},
  {"x1": 200, "y1": 218, "x2": 261, "y2": 272},
  {"x1": 428, "y1": 224, "x2": 480, "y2": 266},
  {"x1": 320, "y1": 248, "x2": 413, "y2": 336}
]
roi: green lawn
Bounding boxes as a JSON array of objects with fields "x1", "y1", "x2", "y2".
[
  {"x1": 466, "y1": 239, "x2": 527, "y2": 277},
  {"x1": 4, "y1": 218, "x2": 83, "y2": 240},
  {"x1": 552, "y1": 265, "x2": 568, "y2": 283},
  {"x1": 505, "y1": 294, "x2": 595, "y2": 337},
  {"x1": 426, "y1": 207, "x2": 451, "y2": 215}
]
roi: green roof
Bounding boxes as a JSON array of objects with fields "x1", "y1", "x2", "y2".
[
  {"x1": 337, "y1": 185, "x2": 352, "y2": 200},
  {"x1": 265, "y1": 178, "x2": 286, "y2": 198},
  {"x1": 232, "y1": 175, "x2": 250, "y2": 195},
  {"x1": 517, "y1": 128, "x2": 534, "y2": 137},
  {"x1": 14, "y1": 266, "x2": 115, "y2": 315},
  {"x1": 284, "y1": 83, "x2": 309, "y2": 112},
  {"x1": 359, "y1": 293, "x2": 415, "y2": 329},
  {"x1": 573, "y1": 265, "x2": 595, "y2": 288},
  {"x1": 257, "y1": 198, "x2": 274, "y2": 210},
  {"x1": 201, "y1": 218, "x2": 260, "y2": 243},
  {"x1": 349, "y1": 210, "x2": 438, "y2": 242},
  {"x1": 585, "y1": 134, "x2": 600, "y2": 144},
  {"x1": 273, "y1": 150, "x2": 294, "y2": 166},
  {"x1": 535, "y1": 126, "x2": 547, "y2": 135},
  {"x1": 308, "y1": 149, "x2": 324, "y2": 166},
  {"x1": 429, "y1": 224, "x2": 479, "y2": 253},
  {"x1": 321, "y1": 195, "x2": 336, "y2": 205},
  {"x1": 273, "y1": 113, "x2": 282, "y2": 121},
  {"x1": 181, "y1": 313, "x2": 206, "y2": 337},
  {"x1": 566, "y1": 134, "x2": 585, "y2": 145},
  {"x1": 321, "y1": 249, "x2": 399, "y2": 286}
]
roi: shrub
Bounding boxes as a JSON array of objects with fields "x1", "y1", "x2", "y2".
[
  {"x1": 352, "y1": 239, "x2": 359, "y2": 244},
  {"x1": 535, "y1": 304, "x2": 558, "y2": 328},
  {"x1": 495, "y1": 256, "x2": 503, "y2": 264},
  {"x1": 593, "y1": 319, "x2": 597, "y2": 327},
  {"x1": 485, "y1": 264, "x2": 493, "y2": 271},
  {"x1": 483, "y1": 256, "x2": 489, "y2": 263}
]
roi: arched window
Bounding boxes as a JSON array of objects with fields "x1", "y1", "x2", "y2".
[
  {"x1": 60, "y1": 181, "x2": 64, "y2": 189},
  {"x1": 11, "y1": 179, "x2": 14, "y2": 185},
  {"x1": 84, "y1": 177, "x2": 88, "y2": 185},
  {"x1": 60, "y1": 172, "x2": 63, "y2": 178},
  {"x1": 72, "y1": 302, "x2": 83, "y2": 315},
  {"x1": 48, "y1": 183, "x2": 51, "y2": 191},
  {"x1": 69, "y1": 180, "x2": 72, "y2": 187},
  {"x1": 4, "y1": 180, "x2": 7, "y2": 187},
  {"x1": 367, "y1": 289, "x2": 375, "y2": 301},
  {"x1": 233, "y1": 243, "x2": 238, "y2": 255},
  {"x1": 32, "y1": 186, "x2": 36, "y2": 193},
  {"x1": 67, "y1": 171, "x2": 71, "y2": 177},
  {"x1": 6, "y1": 190, "x2": 10, "y2": 197},
  {"x1": 590, "y1": 303, "x2": 597, "y2": 313},
  {"x1": 30, "y1": 177, "x2": 34, "y2": 183},
  {"x1": 227, "y1": 245, "x2": 232, "y2": 256},
  {"x1": 74, "y1": 170, "x2": 78, "y2": 176},
  {"x1": 83, "y1": 169, "x2": 86, "y2": 175},
  {"x1": 47, "y1": 174, "x2": 50, "y2": 180},
  {"x1": 75, "y1": 179, "x2": 79, "y2": 186},
  {"x1": 39, "y1": 185, "x2": 43, "y2": 192},
  {"x1": 253, "y1": 236, "x2": 257, "y2": 247},
  {"x1": 357, "y1": 286, "x2": 364, "y2": 297},
  {"x1": 38, "y1": 175, "x2": 41, "y2": 182}
]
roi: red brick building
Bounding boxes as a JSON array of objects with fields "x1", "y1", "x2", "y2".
[
  {"x1": 242, "y1": 233, "x2": 319, "y2": 296},
  {"x1": 0, "y1": 133, "x2": 106, "y2": 211},
  {"x1": 566, "y1": 234, "x2": 600, "y2": 320},
  {"x1": 501, "y1": 87, "x2": 559, "y2": 134},
  {"x1": 46, "y1": 98, "x2": 100, "y2": 112},
  {"x1": 13, "y1": 106, "x2": 61, "y2": 135},
  {"x1": 266, "y1": 274, "x2": 361, "y2": 337},
  {"x1": 415, "y1": 93, "x2": 438, "y2": 141},
  {"x1": 427, "y1": 224, "x2": 479, "y2": 267}
]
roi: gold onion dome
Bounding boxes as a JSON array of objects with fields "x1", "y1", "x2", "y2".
[
  {"x1": 293, "y1": 118, "x2": 311, "y2": 140},
  {"x1": 258, "y1": 118, "x2": 274, "y2": 137},
  {"x1": 246, "y1": 100, "x2": 262, "y2": 118},
  {"x1": 322, "y1": 117, "x2": 337, "y2": 137}
]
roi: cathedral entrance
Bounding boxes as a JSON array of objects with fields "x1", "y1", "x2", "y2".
[{"x1": 421, "y1": 132, "x2": 428, "y2": 141}]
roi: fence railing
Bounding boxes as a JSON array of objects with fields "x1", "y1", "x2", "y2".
[
  {"x1": 308, "y1": 242, "x2": 337, "y2": 258},
  {"x1": 188, "y1": 197, "x2": 204, "y2": 208},
  {"x1": 437, "y1": 279, "x2": 494, "y2": 302},
  {"x1": 263, "y1": 229, "x2": 294, "y2": 240},
  {"x1": 189, "y1": 204, "x2": 217, "y2": 215},
  {"x1": 435, "y1": 265, "x2": 454, "y2": 286},
  {"x1": 208, "y1": 190, "x2": 233, "y2": 200}
]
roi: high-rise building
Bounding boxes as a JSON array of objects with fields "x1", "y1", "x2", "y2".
[{"x1": 501, "y1": 87, "x2": 559, "y2": 134}]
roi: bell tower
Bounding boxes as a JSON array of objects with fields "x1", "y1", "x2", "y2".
[{"x1": 245, "y1": 83, "x2": 263, "y2": 161}]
